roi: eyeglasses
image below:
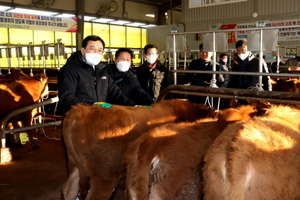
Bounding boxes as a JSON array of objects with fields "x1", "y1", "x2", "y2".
[{"x1": 87, "y1": 46, "x2": 104, "y2": 54}]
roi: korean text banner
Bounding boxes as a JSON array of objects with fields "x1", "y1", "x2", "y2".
[
  {"x1": 220, "y1": 19, "x2": 300, "y2": 43},
  {"x1": 0, "y1": 11, "x2": 77, "y2": 33}
]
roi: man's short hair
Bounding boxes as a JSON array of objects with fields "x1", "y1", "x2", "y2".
[
  {"x1": 82, "y1": 35, "x2": 106, "y2": 49},
  {"x1": 143, "y1": 44, "x2": 159, "y2": 55},
  {"x1": 235, "y1": 39, "x2": 247, "y2": 49},
  {"x1": 115, "y1": 48, "x2": 134, "y2": 59},
  {"x1": 219, "y1": 53, "x2": 227, "y2": 58}
]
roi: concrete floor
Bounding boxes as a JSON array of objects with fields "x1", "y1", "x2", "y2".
[{"x1": 0, "y1": 126, "x2": 66, "y2": 200}]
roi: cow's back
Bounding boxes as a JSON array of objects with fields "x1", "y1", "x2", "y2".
[
  {"x1": 125, "y1": 104, "x2": 267, "y2": 200},
  {"x1": 0, "y1": 73, "x2": 48, "y2": 117},
  {"x1": 203, "y1": 105, "x2": 300, "y2": 200},
  {"x1": 62, "y1": 99, "x2": 211, "y2": 200}
]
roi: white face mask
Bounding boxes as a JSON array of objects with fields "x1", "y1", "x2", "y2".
[
  {"x1": 222, "y1": 59, "x2": 228, "y2": 63},
  {"x1": 85, "y1": 53, "x2": 102, "y2": 66},
  {"x1": 146, "y1": 55, "x2": 157, "y2": 64},
  {"x1": 116, "y1": 61, "x2": 131, "y2": 72},
  {"x1": 238, "y1": 51, "x2": 249, "y2": 61}
]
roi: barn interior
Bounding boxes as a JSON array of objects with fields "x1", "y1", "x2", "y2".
[{"x1": 0, "y1": 0, "x2": 300, "y2": 199}]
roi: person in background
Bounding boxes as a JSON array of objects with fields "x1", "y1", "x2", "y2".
[
  {"x1": 227, "y1": 39, "x2": 272, "y2": 92},
  {"x1": 186, "y1": 43, "x2": 220, "y2": 104},
  {"x1": 282, "y1": 56, "x2": 300, "y2": 73},
  {"x1": 270, "y1": 57, "x2": 284, "y2": 73},
  {"x1": 218, "y1": 53, "x2": 229, "y2": 88},
  {"x1": 58, "y1": 35, "x2": 135, "y2": 115},
  {"x1": 107, "y1": 48, "x2": 154, "y2": 105},
  {"x1": 136, "y1": 44, "x2": 172, "y2": 102}
]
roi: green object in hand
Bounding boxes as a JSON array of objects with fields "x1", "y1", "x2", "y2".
[{"x1": 95, "y1": 102, "x2": 112, "y2": 108}]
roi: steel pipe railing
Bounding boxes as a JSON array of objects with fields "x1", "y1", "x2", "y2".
[
  {"x1": 157, "y1": 85, "x2": 300, "y2": 104},
  {"x1": 1, "y1": 96, "x2": 61, "y2": 148}
]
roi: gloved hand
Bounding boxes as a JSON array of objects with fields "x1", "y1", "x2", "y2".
[{"x1": 94, "y1": 102, "x2": 112, "y2": 108}]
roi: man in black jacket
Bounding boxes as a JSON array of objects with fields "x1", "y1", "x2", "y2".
[
  {"x1": 136, "y1": 44, "x2": 172, "y2": 102},
  {"x1": 186, "y1": 43, "x2": 220, "y2": 104},
  {"x1": 107, "y1": 48, "x2": 153, "y2": 105},
  {"x1": 58, "y1": 35, "x2": 135, "y2": 115},
  {"x1": 227, "y1": 39, "x2": 271, "y2": 91}
]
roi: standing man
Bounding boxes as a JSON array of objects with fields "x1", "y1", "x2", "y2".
[
  {"x1": 186, "y1": 43, "x2": 220, "y2": 104},
  {"x1": 107, "y1": 48, "x2": 153, "y2": 105},
  {"x1": 218, "y1": 53, "x2": 229, "y2": 88},
  {"x1": 136, "y1": 44, "x2": 172, "y2": 102},
  {"x1": 227, "y1": 39, "x2": 271, "y2": 91},
  {"x1": 58, "y1": 35, "x2": 135, "y2": 115}
]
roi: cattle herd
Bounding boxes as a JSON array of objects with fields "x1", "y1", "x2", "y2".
[
  {"x1": 61, "y1": 99, "x2": 300, "y2": 200},
  {"x1": 1, "y1": 70, "x2": 300, "y2": 200}
]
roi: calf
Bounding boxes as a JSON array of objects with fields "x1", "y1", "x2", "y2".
[
  {"x1": 0, "y1": 73, "x2": 48, "y2": 148},
  {"x1": 203, "y1": 105, "x2": 300, "y2": 200},
  {"x1": 124, "y1": 104, "x2": 268, "y2": 200},
  {"x1": 271, "y1": 78, "x2": 300, "y2": 93},
  {"x1": 61, "y1": 99, "x2": 212, "y2": 200}
]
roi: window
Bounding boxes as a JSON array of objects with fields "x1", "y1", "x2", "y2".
[{"x1": 189, "y1": 0, "x2": 247, "y2": 8}]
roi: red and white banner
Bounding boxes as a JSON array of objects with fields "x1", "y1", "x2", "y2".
[
  {"x1": 0, "y1": 11, "x2": 77, "y2": 33},
  {"x1": 220, "y1": 19, "x2": 300, "y2": 43}
]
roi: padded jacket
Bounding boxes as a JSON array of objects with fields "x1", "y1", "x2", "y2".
[
  {"x1": 58, "y1": 51, "x2": 135, "y2": 114},
  {"x1": 136, "y1": 61, "x2": 172, "y2": 102},
  {"x1": 107, "y1": 64, "x2": 154, "y2": 105},
  {"x1": 227, "y1": 52, "x2": 271, "y2": 91}
]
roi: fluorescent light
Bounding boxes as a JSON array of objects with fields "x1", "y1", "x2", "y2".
[
  {"x1": 141, "y1": 24, "x2": 157, "y2": 28},
  {"x1": 126, "y1": 22, "x2": 146, "y2": 27},
  {"x1": 84, "y1": 16, "x2": 96, "y2": 21},
  {"x1": 0, "y1": 6, "x2": 11, "y2": 11},
  {"x1": 145, "y1": 14, "x2": 155, "y2": 18},
  {"x1": 11, "y1": 8, "x2": 57, "y2": 16},
  {"x1": 55, "y1": 13, "x2": 75, "y2": 18},
  {"x1": 92, "y1": 18, "x2": 115, "y2": 23},
  {"x1": 109, "y1": 20, "x2": 131, "y2": 25}
]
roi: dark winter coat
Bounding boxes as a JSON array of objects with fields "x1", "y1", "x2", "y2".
[
  {"x1": 227, "y1": 52, "x2": 271, "y2": 91},
  {"x1": 218, "y1": 60, "x2": 229, "y2": 88},
  {"x1": 136, "y1": 61, "x2": 172, "y2": 102},
  {"x1": 58, "y1": 51, "x2": 135, "y2": 114},
  {"x1": 107, "y1": 64, "x2": 154, "y2": 105},
  {"x1": 185, "y1": 58, "x2": 220, "y2": 104},
  {"x1": 186, "y1": 58, "x2": 220, "y2": 86}
]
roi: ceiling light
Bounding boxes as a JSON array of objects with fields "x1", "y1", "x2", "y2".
[
  {"x1": 126, "y1": 22, "x2": 146, "y2": 27},
  {"x1": 0, "y1": 6, "x2": 11, "y2": 11},
  {"x1": 145, "y1": 14, "x2": 155, "y2": 18},
  {"x1": 84, "y1": 16, "x2": 96, "y2": 21},
  {"x1": 141, "y1": 24, "x2": 157, "y2": 28},
  {"x1": 92, "y1": 18, "x2": 115, "y2": 23},
  {"x1": 109, "y1": 20, "x2": 131, "y2": 25},
  {"x1": 12, "y1": 8, "x2": 57, "y2": 16},
  {"x1": 55, "y1": 13, "x2": 75, "y2": 18}
]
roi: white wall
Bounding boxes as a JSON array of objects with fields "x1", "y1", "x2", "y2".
[{"x1": 147, "y1": 0, "x2": 300, "y2": 52}]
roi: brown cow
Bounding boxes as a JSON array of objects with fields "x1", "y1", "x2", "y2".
[
  {"x1": 61, "y1": 99, "x2": 212, "y2": 200},
  {"x1": 271, "y1": 77, "x2": 300, "y2": 93},
  {"x1": 0, "y1": 73, "x2": 48, "y2": 148},
  {"x1": 203, "y1": 105, "x2": 300, "y2": 200},
  {"x1": 124, "y1": 104, "x2": 269, "y2": 200}
]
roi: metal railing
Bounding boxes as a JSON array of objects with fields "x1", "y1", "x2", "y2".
[
  {"x1": 157, "y1": 85, "x2": 300, "y2": 105},
  {"x1": 0, "y1": 96, "x2": 62, "y2": 149}
]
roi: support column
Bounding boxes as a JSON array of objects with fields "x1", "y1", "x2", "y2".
[{"x1": 75, "y1": 0, "x2": 85, "y2": 49}]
